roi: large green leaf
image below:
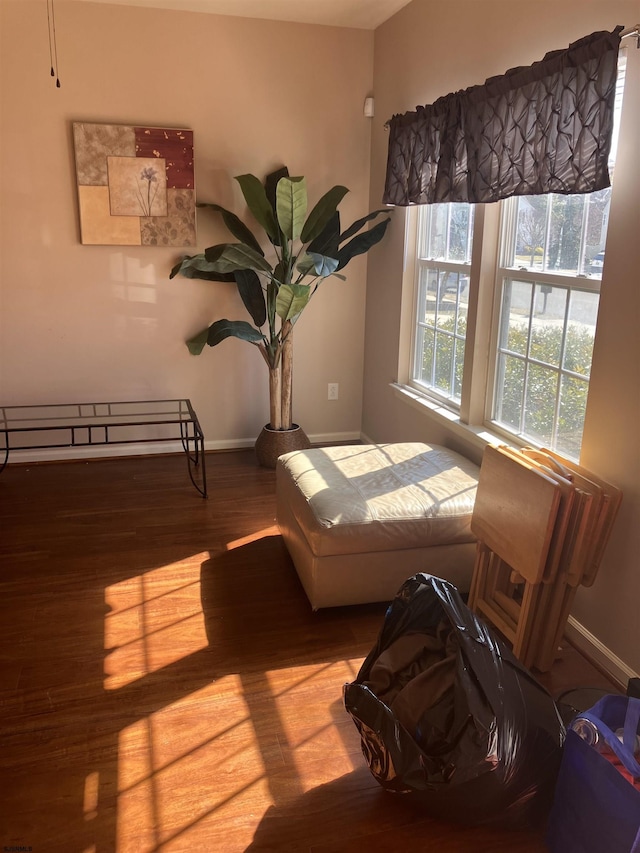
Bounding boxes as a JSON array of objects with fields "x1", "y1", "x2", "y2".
[
  {"x1": 265, "y1": 166, "x2": 289, "y2": 209},
  {"x1": 264, "y1": 166, "x2": 289, "y2": 248},
  {"x1": 308, "y1": 211, "x2": 340, "y2": 260},
  {"x1": 295, "y1": 253, "x2": 316, "y2": 277},
  {"x1": 204, "y1": 243, "x2": 273, "y2": 275},
  {"x1": 207, "y1": 319, "x2": 264, "y2": 347},
  {"x1": 234, "y1": 269, "x2": 266, "y2": 328},
  {"x1": 273, "y1": 260, "x2": 287, "y2": 285},
  {"x1": 308, "y1": 252, "x2": 339, "y2": 277},
  {"x1": 300, "y1": 185, "x2": 348, "y2": 243},
  {"x1": 197, "y1": 203, "x2": 263, "y2": 255},
  {"x1": 276, "y1": 284, "x2": 311, "y2": 321},
  {"x1": 276, "y1": 177, "x2": 307, "y2": 242},
  {"x1": 340, "y1": 209, "x2": 391, "y2": 243},
  {"x1": 171, "y1": 254, "x2": 235, "y2": 282},
  {"x1": 266, "y1": 279, "x2": 279, "y2": 336},
  {"x1": 235, "y1": 174, "x2": 278, "y2": 241},
  {"x1": 337, "y1": 218, "x2": 391, "y2": 270},
  {"x1": 187, "y1": 320, "x2": 263, "y2": 355},
  {"x1": 186, "y1": 327, "x2": 210, "y2": 355}
]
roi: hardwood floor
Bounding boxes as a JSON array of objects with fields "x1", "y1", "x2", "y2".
[{"x1": 0, "y1": 450, "x2": 619, "y2": 852}]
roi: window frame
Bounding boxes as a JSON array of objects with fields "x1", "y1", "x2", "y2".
[
  {"x1": 485, "y1": 196, "x2": 605, "y2": 456},
  {"x1": 408, "y1": 204, "x2": 475, "y2": 407},
  {"x1": 404, "y1": 189, "x2": 608, "y2": 458},
  {"x1": 398, "y1": 43, "x2": 628, "y2": 460}
]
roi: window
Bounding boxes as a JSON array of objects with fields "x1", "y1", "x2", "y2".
[
  {"x1": 406, "y1": 52, "x2": 626, "y2": 460},
  {"x1": 491, "y1": 192, "x2": 606, "y2": 458},
  {"x1": 411, "y1": 204, "x2": 474, "y2": 404}
]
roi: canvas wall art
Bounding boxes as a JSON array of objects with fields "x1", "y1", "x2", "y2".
[{"x1": 72, "y1": 122, "x2": 196, "y2": 246}]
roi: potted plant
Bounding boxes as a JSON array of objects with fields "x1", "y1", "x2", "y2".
[{"x1": 171, "y1": 165, "x2": 391, "y2": 467}]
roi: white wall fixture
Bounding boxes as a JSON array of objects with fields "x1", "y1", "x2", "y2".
[{"x1": 364, "y1": 96, "x2": 375, "y2": 117}]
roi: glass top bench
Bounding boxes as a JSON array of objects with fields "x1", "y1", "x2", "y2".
[{"x1": 0, "y1": 399, "x2": 207, "y2": 497}]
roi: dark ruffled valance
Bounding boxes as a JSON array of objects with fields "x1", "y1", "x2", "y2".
[{"x1": 383, "y1": 26, "x2": 623, "y2": 206}]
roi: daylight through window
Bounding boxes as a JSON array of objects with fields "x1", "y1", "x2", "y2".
[{"x1": 407, "y1": 52, "x2": 627, "y2": 459}]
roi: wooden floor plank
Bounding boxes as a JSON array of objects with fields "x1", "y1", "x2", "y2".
[{"x1": 0, "y1": 451, "x2": 619, "y2": 852}]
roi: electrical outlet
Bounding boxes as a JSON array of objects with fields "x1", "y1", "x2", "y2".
[{"x1": 328, "y1": 383, "x2": 339, "y2": 401}]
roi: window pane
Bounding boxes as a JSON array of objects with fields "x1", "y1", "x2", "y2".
[
  {"x1": 534, "y1": 281, "x2": 567, "y2": 321},
  {"x1": 495, "y1": 353, "x2": 525, "y2": 431},
  {"x1": 509, "y1": 191, "x2": 611, "y2": 279},
  {"x1": 425, "y1": 203, "x2": 474, "y2": 262},
  {"x1": 557, "y1": 375, "x2": 588, "y2": 458},
  {"x1": 493, "y1": 183, "x2": 610, "y2": 457},
  {"x1": 413, "y1": 265, "x2": 467, "y2": 404},
  {"x1": 524, "y1": 363, "x2": 558, "y2": 446},
  {"x1": 415, "y1": 326, "x2": 435, "y2": 386},
  {"x1": 454, "y1": 337, "x2": 465, "y2": 399},
  {"x1": 416, "y1": 268, "x2": 436, "y2": 322},
  {"x1": 546, "y1": 194, "x2": 585, "y2": 275},
  {"x1": 564, "y1": 290, "x2": 599, "y2": 377},
  {"x1": 412, "y1": 203, "x2": 473, "y2": 407},
  {"x1": 427, "y1": 205, "x2": 448, "y2": 259},
  {"x1": 436, "y1": 271, "x2": 459, "y2": 325},
  {"x1": 434, "y1": 332, "x2": 454, "y2": 393},
  {"x1": 493, "y1": 283, "x2": 599, "y2": 456},
  {"x1": 495, "y1": 270, "x2": 599, "y2": 456},
  {"x1": 530, "y1": 285, "x2": 568, "y2": 366},
  {"x1": 448, "y1": 204, "x2": 473, "y2": 261},
  {"x1": 584, "y1": 188, "x2": 611, "y2": 277},
  {"x1": 514, "y1": 196, "x2": 548, "y2": 270},
  {"x1": 500, "y1": 280, "x2": 532, "y2": 355}
]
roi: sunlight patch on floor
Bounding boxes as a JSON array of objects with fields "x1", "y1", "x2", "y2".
[
  {"x1": 111, "y1": 656, "x2": 367, "y2": 850},
  {"x1": 225, "y1": 525, "x2": 280, "y2": 550},
  {"x1": 115, "y1": 675, "x2": 272, "y2": 852},
  {"x1": 265, "y1": 659, "x2": 364, "y2": 787},
  {"x1": 83, "y1": 770, "x2": 100, "y2": 821},
  {"x1": 103, "y1": 546, "x2": 369, "y2": 849},
  {"x1": 103, "y1": 554, "x2": 210, "y2": 690}
]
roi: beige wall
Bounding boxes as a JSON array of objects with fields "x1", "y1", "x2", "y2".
[
  {"x1": 0, "y1": 0, "x2": 374, "y2": 446},
  {"x1": 366, "y1": 0, "x2": 640, "y2": 674}
]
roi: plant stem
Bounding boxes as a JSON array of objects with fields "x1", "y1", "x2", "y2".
[
  {"x1": 280, "y1": 321, "x2": 293, "y2": 429},
  {"x1": 269, "y1": 366, "x2": 281, "y2": 430}
]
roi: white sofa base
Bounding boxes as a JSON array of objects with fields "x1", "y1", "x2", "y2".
[
  {"x1": 276, "y1": 443, "x2": 480, "y2": 610},
  {"x1": 278, "y1": 492, "x2": 476, "y2": 609}
]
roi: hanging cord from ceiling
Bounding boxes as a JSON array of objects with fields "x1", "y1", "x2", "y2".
[{"x1": 47, "y1": 0, "x2": 61, "y2": 88}]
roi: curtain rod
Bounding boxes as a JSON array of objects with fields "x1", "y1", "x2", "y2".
[{"x1": 621, "y1": 24, "x2": 640, "y2": 45}]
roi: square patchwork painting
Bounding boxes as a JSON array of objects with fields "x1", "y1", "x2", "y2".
[{"x1": 72, "y1": 122, "x2": 196, "y2": 246}]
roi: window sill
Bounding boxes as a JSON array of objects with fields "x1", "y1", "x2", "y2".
[{"x1": 391, "y1": 383, "x2": 508, "y2": 454}]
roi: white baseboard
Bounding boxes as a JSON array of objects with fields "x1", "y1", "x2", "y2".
[
  {"x1": 565, "y1": 615, "x2": 639, "y2": 689},
  {"x1": 4, "y1": 442, "x2": 187, "y2": 465},
  {"x1": 5, "y1": 431, "x2": 363, "y2": 465},
  {"x1": 309, "y1": 431, "x2": 362, "y2": 445}
]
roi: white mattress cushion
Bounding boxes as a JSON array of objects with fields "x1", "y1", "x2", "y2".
[{"x1": 276, "y1": 443, "x2": 479, "y2": 557}]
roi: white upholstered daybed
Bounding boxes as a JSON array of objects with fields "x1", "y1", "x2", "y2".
[{"x1": 276, "y1": 442, "x2": 480, "y2": 610}]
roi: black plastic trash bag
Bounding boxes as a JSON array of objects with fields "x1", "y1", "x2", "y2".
[{"x1": 343, "y1": 574, "x2": 565, "y2": 827}]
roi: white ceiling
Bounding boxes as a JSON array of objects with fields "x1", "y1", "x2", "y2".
[{"x1": 77, "y1": 0, "x2": 414, "y2": 29}]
